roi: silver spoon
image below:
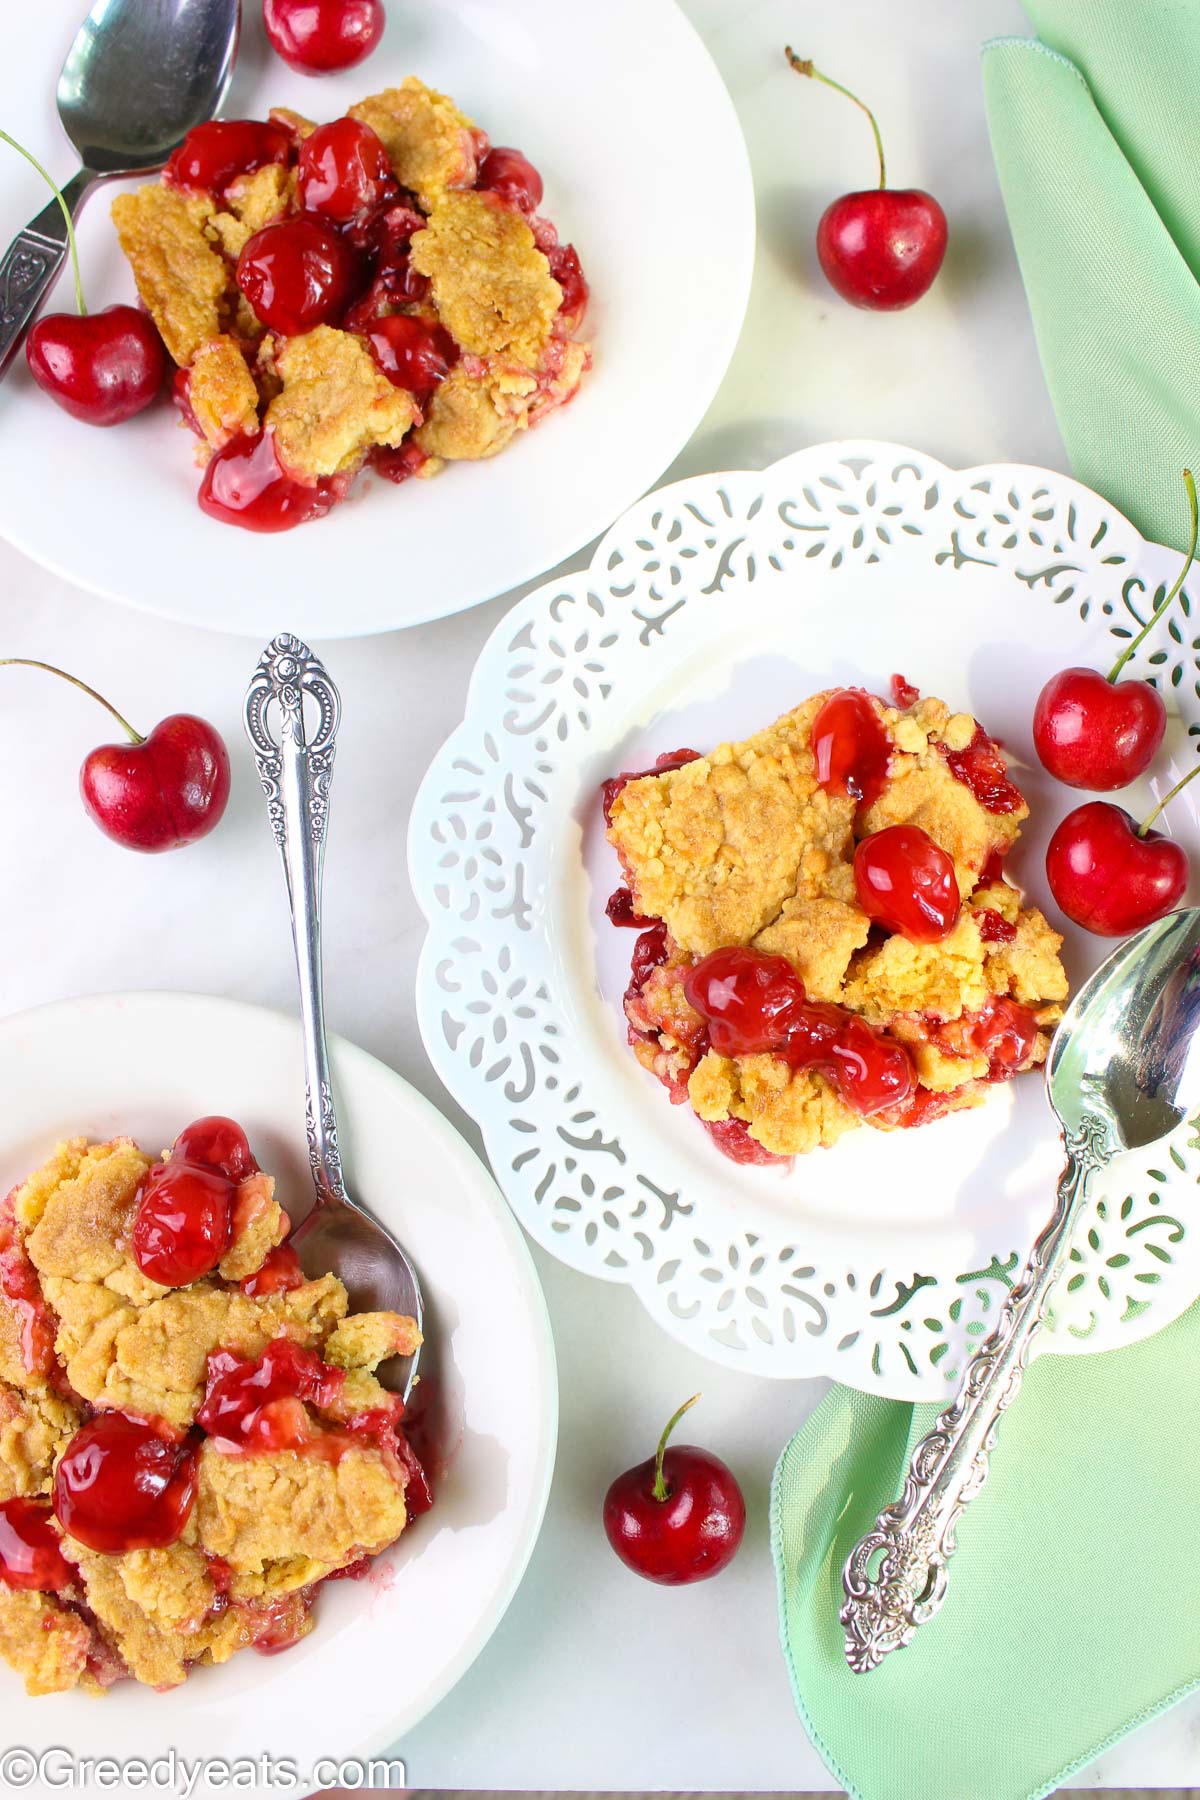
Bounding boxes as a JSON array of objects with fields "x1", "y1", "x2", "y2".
[
  {"x1": 840, "y1": 906, "x2": 1200, "y2": 1671},
  {"x1": 0, "y1": 0, "x2": 241, "y2": 377},
  {"x1": 245, "y1": 634, "x2": 424, "y2": 1399}
]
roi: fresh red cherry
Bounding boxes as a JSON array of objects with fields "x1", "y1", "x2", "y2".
[
  {"x1": 199, "y1": 430, "x2": 348, "y2": 531},
  {"x1": 1033, "y1": 471, "x2": 1198, "y2": 791},
  {"x1": 131, "y1": 1159, "x2": 235, "y2": 1285},
  {"x1": 26, "y1": 306, "x2": 165, "y2": 426},
  {"x1": 241, "y1": 1243, "x2": 304, "y2": 1296},
  {"x1": 811, "y1": 688, "x2": 891, "y2": 805},
  {"x1": 477, "y1": 146, "x2": 543, "y2": 214},
  {"x1": 1046, "y1": 798, "x2": 1190, "y2": 937},
  {"x1": 683, "y1": 947, "x2": 807, "y2": 1055},
  {"x1": 173, "y1": 1116, "x2": 258, "y2": 1182},
  {"x1": 0, "y1": 1498, "x2": 73, "y2": 1592},
  {"x1": 1033, "y1": 667, "x2": 1166, "y2": 791},
  {"x1": 165, "y1": 120, "x2": 291, "y2": 195},
  {"x1": 603, "y1": 1395, "x2": 745, "y2": 1586},
  {"x1": 363, "y1": 315, "x2": 458, "y2": 404},
  {"x1": 0, "y1": 129, "x2": 165, "y2": 426},
  {"x1": 854, "y1": 824, "x2": 961, "y2": 941},
  {"x1": 236, "y1": 216, "x2": 365, "y2": 335},
  {"x1": 785, "y1": 50, "x2": 947, "y2": 310},
  {"x1": 54, "y1": 1412, "x2": 199, "y2": 1552},
  {"x1": 2, "y1": 658, "x2": 230, "y2": 852},
  {"x1": 262, "y1": 0, "x2": 385, "y2": 74},
  {"x1": 297, "y1": 117, "x2": 398, "y2": 225}
]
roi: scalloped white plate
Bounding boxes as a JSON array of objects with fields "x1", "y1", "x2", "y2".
[
  {"x1": 410, "y1": 440, "x2": 1200, "y2": 1400},
  {"x1": 0, "y1": 992, "x2": 556, "y2": 1800},
  {"x1": 0, "y1": 0, "x2": 752, "y2": 637}
]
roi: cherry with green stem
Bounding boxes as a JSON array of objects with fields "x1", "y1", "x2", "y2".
[
  {"x1": 1034, "y1": 469, "x2": 1199, "y2": 792},
  {"x1": 1, "y1": 659, "x2": 230, "y2": 853},
  {"x1": 783, "y1": 48, "x2": 948, "y2": 311},
  {"x1": 0, "y1": 128, "x2": 165, "y2": 425},
  {"x1": 602, "y1": 1394, "x2": 746, "y2": 1585},
  {"x1": 1046, "y1": 759, "x2": 1200, "y2": 938}
]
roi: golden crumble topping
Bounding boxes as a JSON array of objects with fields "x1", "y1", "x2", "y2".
[
  {"x1": 0, "y1": 1130, "x2": 424, "y2": 1696},
  {"x1": 349, "y1": 78, "x2": 480, "y2": 208},
  {"x1": 606, "y1": 686, "x2": 1069, "y2": 1160},
  {"x1": 409, "y1": 191, "x2": 562, "y2": 364},
  {"x1": 186, "y1": 335, "x2": 261, "y2": 451},
  {"x1": 266, "y1": 326, "x2": 419, "y2": 481},
  {"x1": 111, "y1": 186, "x2": 231, "y2": 366}
]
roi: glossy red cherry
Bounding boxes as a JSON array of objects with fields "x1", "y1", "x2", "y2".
[
  {"x1": 1046, "y1": 799, "x2": 1189, "y2": 937},
  {"x1": 603, "y1": 1396, "x2": 745, "y2": 1586},
  {"x1": 199, "y1": 430, "x2": 347, "y2": 531},
  {"x1": 363, "y1": 314, "x2": 458, "y2": 404},
  {"x1": 198, "y1": 1338, "x2": 345, "y2": 1454},
  {"x1": 547, "y1": 243, "x2": 589, "y2": 330},
  {"x1": 54, "y1": 1412, "x2": 199, "y2": 1553},
  {"x1": 477, "y1": 146, "x2": 543, "y2": 214},
  {"x1": 131, "y1": 1159, "x2": 235, "y2": 1285},
  {"x1": 0, "y1": 1498, "x2": 73, "y2": 1592},
  {"x1": 166, "y1": 120, "x2": 291, "y2": 195},
  {"x1": 80, "y1": 715, "x2": 231, "y2": 852},
  {"x1": 854, "y1": 824, "x2": 961, "y2": 941},
  {"x1": 821, "y1": 1013, "x2": 915, "y2": 1113},
  {"x1": 236, "y1": 216, "x2": 365, "y2": 335},
  {"x1": 684, "y1": 947, "x2": 806, "y2": 1056},
  {"x1": 241, "y1": 1243, "x2": 304, "y2": 1296},
  {"x1": 785, "y1": 50, "x2": 947, "y2": 310},
  {"x1": 262, "y1": 0, "x2": 385, "y2": 74},
  {"x1": 26, "y1": 305, "x2": 165, "y2": 426},
  {"x1": 1033, "y1": 667, "x2": 1165, "y2": 792},
  {"x1": 173, "y1": 1116, "x2": 258, "y2": 1183},
  {"x1": 941, "y1": 723, "x2": 1024, "y2": 814},
  {"x1": 811, "y1": 688, "x2": 891, "y2": 805},
  {"x1": 297, "y1": 116, "x2": 397, "y2": 225}
]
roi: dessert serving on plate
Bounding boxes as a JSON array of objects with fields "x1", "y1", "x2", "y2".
[
  {"x1": 110, "y1": 78, "x2": 591, "y2": 530},
  {"x1": 0, "y1": 1116, "x2": 426, "y2": 1696},
  {"x1": 604, "y1": 679, "x2": 1070, "y2": 1164}
]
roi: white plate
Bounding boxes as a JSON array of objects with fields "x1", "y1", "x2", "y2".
[
  {"x1": 0, "y1": 991, "x2": 556, "y2": 1800},
  {"x1": 410, "y1": 439, "x2": 1200, "y2": 1399},
  {"x1": 0, "y1": 0, "x2": 752, "y2": 638}
]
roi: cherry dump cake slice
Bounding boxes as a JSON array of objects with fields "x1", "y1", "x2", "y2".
[
  {"x1": 603, "y1": 682, "x2": 1069, "y2": 1162},
  {"x1": 111, "y1": 78, "x2": 591, "y2": 531},
  {"x1": 0, "y1": 1121, "x2": 424, "y2": 1695}
]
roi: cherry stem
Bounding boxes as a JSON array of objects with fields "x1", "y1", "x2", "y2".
[
  {"x1": 1109, "y1": 468, "x2": 1198, "y2": 682},
  {"x1": 651, "y1": 1394, "x2": 700, "y2": 1502},
  {"x1": 784, "y1": 49, "x2": 887, "y2": 189},
  {"x1": 1139, "y1": 762, "x2": 1200, "y2": 838},
  {"x1": 0, "y1": 659, "x2": 142, "y2": 743},
  {"x1": 0, "y1": 130, "x2": 87, "y2": 317}
]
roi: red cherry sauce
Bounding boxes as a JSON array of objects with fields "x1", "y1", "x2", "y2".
[
  {"x1": 198, "y1": 1339, "x2": 347, "y2": 1455},
  {"x1": 547, "y1": 244, "x2": 589, "y2": 331},
  {"x1": 890, "y1": 673, "x2": 920, "y2": 709},
  {"x1": 811, "y1": 689, "x2": 891, "y2": 808},
  {"x1": 941, "y1": 724, "x2": 1024, "y2": 814},
  {"x1": 326, "y1": 1553, "x2": 373, "y2": 1582},
  {"x1": 601, "y1": 748, "x2": 700, "y2": 828},
  {"x1": 368, "y1": 441, "x2": 432, "y2": 485},
  {"x1": 54, "y1": 1412, "x2": 199, "y2": 1552},
  {"x1": 702, "y1": 1117, "x2": 786, "y2": 1167},
  {"x1": 250, "y1": 1593, "x2": 313, "y2": 1656},
  {"x1": 363, "y1": 315, "x2": 458, "y2": 406},
  {"x1": 684, "y1": 946, "x2": 914, "y2": 1118},
  {"x1": 980, "y1": 846, "x2": 1010, "y2": 883},
  {"x1": 199, "y1": 432, "x2": 347, "y2": 532},
  {"x1": 172, "y1": 368, "x2": 204, "y2": 439},
  {"x1": 606, "y1": 887, "x2": 650, "y2": 928},
  {"x1": 976, "y1": 909, "x2": 1017, "y2": 946},
  {"x1": 476, "y1": 146, "x2": 543, "y2": 214},
  {"x1": 166, "y1": 121, "x2": 292, "y2": 198},
  {"x1": 131, "y1": 1116, "x2": 261, "y2": 1286},
  {"x1": 241, "y1": 1243, "x2": 304, "y2": 1297},
  {"x1": 0, "y1": 1205, "x2": 55, "y2": 1379},
  {"x1": 0, "y1": 1498, "x2": 73, "y2": 1592},
  {"x1": 173, "y1": 1116, "x2": 258, "y2": 1182},
  {"x1": 297, "y1": 117, "x2": 398, "y2": 226}
]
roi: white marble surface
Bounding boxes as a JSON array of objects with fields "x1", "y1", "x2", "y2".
[{"x1": 0, "y1": 0, "x2": 1194, "y2": 1789}]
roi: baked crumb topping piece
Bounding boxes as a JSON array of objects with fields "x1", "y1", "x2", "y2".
[
  {"x1": 266, "y1": 325, "x2": 419, "y2": 480},
  {"x1": 348, "y1": 78, "x2": 481, "y2": 209},
  {"x1": 409, "y1": 191, "x2": 562, "y2": 364},
  {"x1": 111, "y1": 186, "x2": 232, "y2": 366},
  {"x1": 0, "y1": 1131, "x2": 425, "y2": 1696},
  {"x1": 186, "y1": 334, "x2": 262, "y2": 450},
  {"x1": 606, "y1": 686, "x2": 1069, "y2": 1160}
]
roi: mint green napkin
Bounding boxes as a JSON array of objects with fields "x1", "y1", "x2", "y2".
[{"x1": 771, "y1": 9, "x2": 1200, "y2": 1796}]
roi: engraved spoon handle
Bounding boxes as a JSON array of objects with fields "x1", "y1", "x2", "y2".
[
  {"x1": 244, "y1": 634, "x2": 347, "y2": 1205},
  {"x1": 0, "y1": 170, "x2": 95, "y2": 379},
  {"x1": 839, "y1": 1114, "x2": 1113, "y2": 1672}
]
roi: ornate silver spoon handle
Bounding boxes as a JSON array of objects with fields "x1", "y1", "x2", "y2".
[
  {"x1": 244, "y1": 633, "x2": 346, "y2": 1204},
  {"x1": 0, "y1": 171, "x2": 94, "y2": 379},
  {"x1": 839, "y1": 1114, "x2": 1112, "y2": 1672}
]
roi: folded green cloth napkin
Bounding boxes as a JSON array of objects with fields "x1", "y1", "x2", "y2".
[{"x1": 770, "y1": 8, "x2": 1200, "y2": 1796}]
